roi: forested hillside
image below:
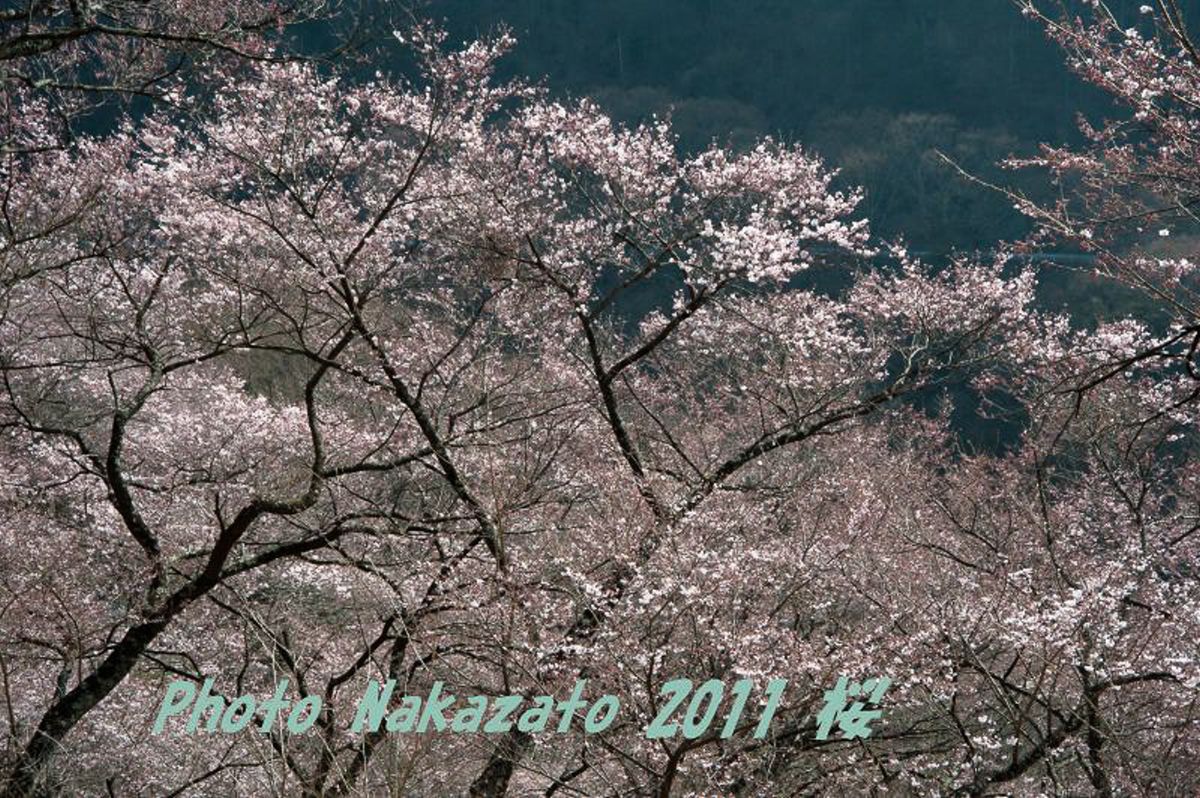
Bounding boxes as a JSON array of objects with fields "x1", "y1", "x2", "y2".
[{"x1": 432, "y1": 0, "x2": 1169, "y2": 250}]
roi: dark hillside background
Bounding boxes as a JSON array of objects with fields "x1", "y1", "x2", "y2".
[
  {"x1": 414, "y1": 0, "x2": 1196, "y2": 451},
  {"x1": 428, "y1": 0, "x2": 1192, "y2": 253}
]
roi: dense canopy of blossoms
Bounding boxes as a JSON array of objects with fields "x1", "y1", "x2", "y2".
[{"x1": 0, "y1": 3, "x2": 1197, "y2": 796}]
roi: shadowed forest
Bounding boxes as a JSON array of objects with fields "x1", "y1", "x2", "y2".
[{"x1": 431, "y1": 0, "x2": 1166, "y2": 250}]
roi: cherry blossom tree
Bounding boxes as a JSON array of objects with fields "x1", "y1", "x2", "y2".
[
  {"x1": 0, "y1": 0, "x2": 344, "y2": 154},
  {"x1": 1010, "y1": 0, "x2": 1200, "y2": 405},
  {"x1": 1, "y1": 4, "x2": 1197, "y2": 797},
  {"x1": 905, "y1": 2, "x2": 1200, "y2": 793}
]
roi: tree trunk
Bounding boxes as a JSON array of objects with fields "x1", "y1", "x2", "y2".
[
  {"x1": 467, "y1": 730, "x2": 532, "y2": 797},
  {"x1": 2, "y1": 618, "x2": 170, "y2": 798}
]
